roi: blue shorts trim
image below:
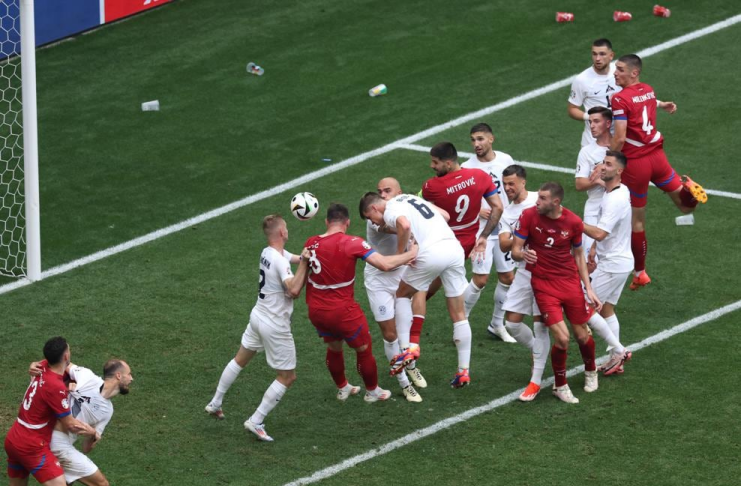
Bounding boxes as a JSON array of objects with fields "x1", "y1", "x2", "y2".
[
  {"x1": 30, "y1": 454, "x2": 46, "y2": 474},
  {"x1": 655, "y1": 170, "x2": 676, "y2": 187}
]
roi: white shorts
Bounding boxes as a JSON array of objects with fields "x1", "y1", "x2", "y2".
[
  {"x1": 472, "y1": 235, "x2": 516, "y2": 275},
  {"x1": 402, "y1": 240, "x2": 466, "y2": 297},
  {"x1": 241, "y1": 308, "x2": 297, "y2": 370},
  {"x1": 365, "y1": 270, "x2": 403, "y2": 322},
  {"x1": 591, "y1": 268, "x2": 631, "y2": 306},
  {"x1": 50, "y1": 430, "x2": 98, "y2": 483},
  {"x1": 501, "y1": 269, "x2": 541, "y2": 316}
]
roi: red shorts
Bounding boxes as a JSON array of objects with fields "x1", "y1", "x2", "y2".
[
  {"x1": 531, "y1": 276, "x2": 592, "y2": 326},
  {"x1": 5, "y1": 435, "x2": 64, "y2": 484},
  {"x1": 621, "y1": 148, "x2": 682, "y2": 208},
  {"x1": 308, "y1": 302, "x2": 371, "y2": 348}
]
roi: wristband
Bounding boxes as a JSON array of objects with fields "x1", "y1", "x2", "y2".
[{"x1": 582, "y1": 112, "x2": 590, "y2": 121}]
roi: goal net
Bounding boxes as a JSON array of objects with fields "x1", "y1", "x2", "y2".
[{"x1": 0, "y1": 0, "x2": 40, "y2": 280}]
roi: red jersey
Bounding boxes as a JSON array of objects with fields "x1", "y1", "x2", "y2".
[
  {"x1": 514, "y1": 206, "x2": 584, "y2": 281},
  {"x1": 6, "y1": 360, "x2": 71, "y2": 449},
  {"x1": 422, "y1": 168, "x2": 498, "y2": 243},
  {"x1": 611, "y1": 82, "x2": 664, "y2": 158},
  {"x1": 304, "y1": 232, "x2": 375, "y2": 310}
]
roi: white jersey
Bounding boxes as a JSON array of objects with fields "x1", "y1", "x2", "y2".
[
  {"x1": 568, "y1": 64, "x2": 621, "y2": 146},
  {"x1": 461, "y1": 151, "x2": 513, "y2": 235},
  {"x1": 67, "y1": 366, "x2": 113, "y2": 442},
  {"x1": 575, "y1": 140, "x2": 608, "y2": 219},
  {"x1": 595, "y1": 184, "x2": 634, "y2": 273},
  {"x1": 364, "y1": 220, "x2": 404, "y2": 280},
  {"x1": 384, "y1": 194, "x2": 456, "y2": 251},
  {"x1": 499, "y1": 191, "x2": 538, "y2": 269},
  {"x1": 254, "y1": 246, "x2": 295, "y2": 323}
]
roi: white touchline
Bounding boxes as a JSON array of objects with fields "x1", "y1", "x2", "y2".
[
  {"x1": 2, "y1": 14, "x2": 740, "y2": 296},
  {"x1": 283, "y1": 299, "x2": 741, "y2": 486},
  {"x1": 397, "y1": 143, "x2": 741, "y2": 200}
]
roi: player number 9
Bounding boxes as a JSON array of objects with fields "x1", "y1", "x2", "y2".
[{"x1": 454, "y1": 195, "x2": 470, "y2": 223}]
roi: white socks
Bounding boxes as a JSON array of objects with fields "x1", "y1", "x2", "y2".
[
  {"x1": 211, "y1": 359, "x2": 243, "y2": 408},
  {"x1": 588, "y1": 313, "x2": 624, "y2": 354},
  {"x1": 531, "y1": 321, "x2": 550, "y2": 386},
  {"x1": 463, "y1": 281, "x2": 483, "y2": 317},
  {"x1": 250, "y1": 380, "x2": 287, "y2": 425},
  {"x1": 452, "y1": 320, "x2": 472, "y2": 369},
  {"x1": 395, "y1": 297, "x2": 413, "y2": 348},
  {"x1": 384, "y1": 339, "x2": 410, "y2": 388},
  {"x1": 605, "y1": 314, "x2": 620, "y2": 346},
  {"x1": 505, "y1": 320, "x2": 534, "y2": 349},
  {"x1": 490, "y1": 282, "x2": 510, "y2": 329}
]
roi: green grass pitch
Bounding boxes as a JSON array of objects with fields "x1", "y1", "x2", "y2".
[{"x1": 1, "y1": 1, "x2": 740, "y2": 484}]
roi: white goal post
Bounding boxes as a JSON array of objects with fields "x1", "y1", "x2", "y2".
[{"x1": 0, "y1": 0, "x2": 40, "y2": 280}]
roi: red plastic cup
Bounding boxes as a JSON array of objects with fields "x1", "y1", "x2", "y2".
[
  {"x1": 613, "y1": 11, "x2": 633, "y2": 22},
  {"x1": 556, "y1": 12, "x2": 574, "y2": 23},
  {"x1": 653, "y1": 5, "x2": 671, "y2": 18}
]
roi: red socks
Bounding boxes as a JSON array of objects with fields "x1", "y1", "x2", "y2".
[
  {"x1": 631, "y1": 231, "x2": 647, "y2": 272},
  {"x1": 578, "y1": 336, "x2": 596, "y2": 372},
  {"x1": 679, "y1": 187, "x2": 699, "y2": 208},
  {"x1": 325, "y1": 348, "x2": 346, "y2": 388},
  {"x1": 410, "y1": 315, "x2": 425, "y2": 344},
  {"x1": 551, "y1": 345, "x2": 568, "y2": 387},
  {"x1": 356, "y1": 344, "x2": 378, "y2": 390}
]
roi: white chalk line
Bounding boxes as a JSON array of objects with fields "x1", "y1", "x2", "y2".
[
  {"x1": 2, "y1": 13, "x2": 740, "y2": 296},
  {"x1": 283, "y1": 299, "x2": 741, "y2": 486},
  {"x1": 397, "y1": 143, "x2": 741, "y2": 200}
]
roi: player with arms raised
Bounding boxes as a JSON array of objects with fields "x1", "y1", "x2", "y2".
[
  {"x1": 611, "y1": 54, "x2": 707, "y2": 290},
  {"x1": 5, "y1": 337, "x2": 97, "y2": 486}
]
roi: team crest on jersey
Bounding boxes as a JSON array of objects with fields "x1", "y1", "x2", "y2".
[
  {"x1": 606, "y1": 85, "x2": 616, "y2": 93},
  {"x1": 379, "y1": 305, "x2": 387, "y2": 315},
  {"x1": 61, "y1": 398, "x2": 69, "y2": 409},
  {"x1": 561, "y1": 230, "x2": 570, "y2": 239},
  {"x1": 362, "y1": 241, "x2": 371, "y2": 250}
]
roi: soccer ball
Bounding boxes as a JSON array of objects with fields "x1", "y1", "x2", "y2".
[{"x1": 290, "y1": 192, "x2": 319, "y2": 220}]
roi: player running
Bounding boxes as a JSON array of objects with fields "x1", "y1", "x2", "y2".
[{"x1": 611, "y1": 54, "x2": 708, "y2": 290}]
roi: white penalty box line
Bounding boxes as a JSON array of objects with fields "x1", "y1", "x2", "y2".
[
  {"x1": 397, "y1": 143, "x2": 741, "y2": 200},
  {"x1": 283, "y1": 299, "x2": 741, "y2": 486},
  {"x1": 1, "y1": 13, "x2": 740, "y2": 296}
]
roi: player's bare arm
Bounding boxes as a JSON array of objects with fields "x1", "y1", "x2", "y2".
[
  {"x1": 498, "y1": 231, "x2": 513, "y2": 253},
  {"x1": 573, "y1": 245, "x2": 603, "y2": 312},
  {"x1": 365, "y1": 243, "x2": 418, "y2": 272},
  {"x1": 473, "y1": 193, "x2": 504, "y2": 255},
  {"x1": 59, "y1": 414, "x2": 98, "y2": 437},
  {"x1": 567, "y1": 103, "x2": 587, "y2": 122},
  {"x1": 611, "y1": 119, "x2": 627, "y2": 151},
  {"x1": 511, "y1": 235, "x2": 537, "y2": 265},
  {"x1": 284, "y1": 248, "x2": 311, "y2": 298},
  {"x1": 582, "y1": 223, "x2": 609, "y2": 242},
  {"x1": 658, "y1": 100, "x2": 677, "y2": 114},
  {"x1": 395, "y1": 216, "x2": 412, "y2": 254},
  {"x1": 81, "y1": 431, "x2": 102, "y2": 454}
]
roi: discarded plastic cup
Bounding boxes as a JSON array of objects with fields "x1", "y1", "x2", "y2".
[
  {"x1": 247, "y1": 62, "x2": 264, "y2": 76},
  {"x1": 141, "y1": 100, "x2": 160, "y2": 111},
  {"x1": 369, "y1": 84, "x2": 387, "y2": 97},
  {"x1": 556, "y1": 12, "x2": 574, "y2": 23},
  {"x1": 613, "y1": 11, "x2": 632, "y2": 22},
  {"x1": 653, "y1": 5, "x2": 671, "y2": 18}
]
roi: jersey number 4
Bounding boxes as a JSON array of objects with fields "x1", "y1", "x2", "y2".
[{"x1": 641, "y1": 106, "x2": 654, "y2": 135}]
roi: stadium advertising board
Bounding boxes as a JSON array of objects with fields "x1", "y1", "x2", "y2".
[{"x1": 104, "y1": 0, "x2": 172, "y2": 23}]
